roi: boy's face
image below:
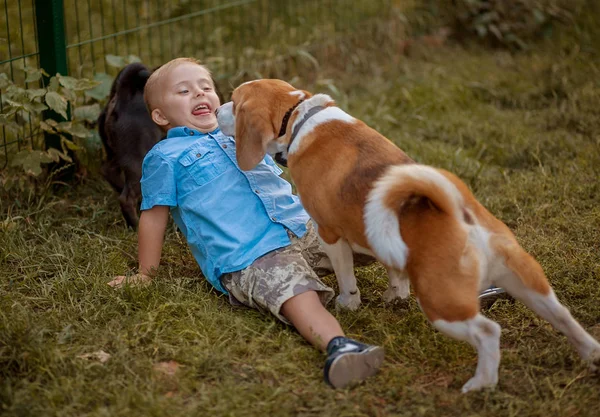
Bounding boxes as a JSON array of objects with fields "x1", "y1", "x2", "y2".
[{"x1": 151, "y1": 62, "x2": 221, "y2": 133}]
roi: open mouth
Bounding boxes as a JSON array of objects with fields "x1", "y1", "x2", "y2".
[{"x1": 192, "y1": 103, "x2": 211, "y2": 116}]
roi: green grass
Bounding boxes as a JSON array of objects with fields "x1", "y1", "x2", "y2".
[{"x1": 2, "y1": 9, "x2": 600, "y2": 416}]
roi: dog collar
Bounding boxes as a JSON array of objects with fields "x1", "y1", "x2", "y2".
[
  {"x1": 274, "y1": 99, "x2": 304, "y2": 167},
  {"x1": 277, "y1": 99, "x2": 305, "y2": 138},
  {"x1": 274, "y1": 105, "x2": 326, "y2": 167},
  {"x1": 289, "y1": 105, "x2": 325, "y2": 145}
]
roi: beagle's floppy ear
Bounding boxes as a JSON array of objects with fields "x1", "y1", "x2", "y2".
[{"x1": 235, "y1": 101, "x2": 274, "y2": 171}]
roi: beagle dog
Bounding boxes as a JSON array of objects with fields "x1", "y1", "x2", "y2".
[{"x1": 216, "y1": 79, "x2": 600, "y2": 393}]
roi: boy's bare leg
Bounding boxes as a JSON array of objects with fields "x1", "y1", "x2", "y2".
[
  {"x1": 280, "y1": 290, "x2": 344, "y2": 351},
  {"x1": 280, "y1": 290, "x2": 384, "y2": 388}
]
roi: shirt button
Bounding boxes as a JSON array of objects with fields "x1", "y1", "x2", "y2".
[
  {"x1": 255, "y1": 189, "x2": 260, "y2": 194},
  {"x1": 272, "y1": 216, "x2": 277, "y2": 221},
  {"x1": 222, "y1": 144, "x2": 228, "y2": 149},
  {"x1": 189, "y1": 131, "x2": 195, "y2": 136},
  {"x1": 196, "y1": 153, "x2": 201, "y2": 158}
]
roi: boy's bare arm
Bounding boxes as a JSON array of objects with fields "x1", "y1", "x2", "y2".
[{"x1": 108, "y1": 206, "x2": 170, "y2": 287}]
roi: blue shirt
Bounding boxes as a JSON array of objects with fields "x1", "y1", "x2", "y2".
[{"x1": 140, "y1": 126, "x2": 310, "y2": 293}]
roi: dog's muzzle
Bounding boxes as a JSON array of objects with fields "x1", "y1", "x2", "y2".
[{"x1": 216, "y1": 102, "x2": 235, "y2": 136}]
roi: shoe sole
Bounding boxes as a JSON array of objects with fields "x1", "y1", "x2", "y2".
[
  {"x1": 327, "y1": 346, "x2": 385, "y2": 389},
  {"x1": 479, "y1": 288, "x2": 511, "y2": 309}
]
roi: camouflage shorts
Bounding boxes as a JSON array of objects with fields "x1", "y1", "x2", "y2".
[{"x1": 220, "y1": 221, "x2": 376, "y2": 324}]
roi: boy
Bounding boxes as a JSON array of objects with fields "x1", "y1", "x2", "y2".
[
  {"x1": 108, "y1": 57, "x2": 384, "y2": 389},
  {"x1": 109, "y1": 57, "x2": 508, "y2": 387}
]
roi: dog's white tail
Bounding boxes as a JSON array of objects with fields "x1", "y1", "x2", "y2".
[{"x1": 364, "y1": 164, "x2": 465, "y2": 270}]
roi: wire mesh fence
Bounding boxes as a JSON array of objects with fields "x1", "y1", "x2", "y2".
[{"x1": 1, "y1": 0, "x2": 392, "y2": 170}]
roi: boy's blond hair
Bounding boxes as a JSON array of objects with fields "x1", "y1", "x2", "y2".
[{"x1": 144, "y1": 57, "x2": 212, "y2": 112}]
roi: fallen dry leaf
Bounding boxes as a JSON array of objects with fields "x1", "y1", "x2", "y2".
[
  {"x1": 153, "y1": 360, "x2": 181, "y2": 377},
  {"x1": 77, "y1": 350, "x2": 111, "y2": 363}
]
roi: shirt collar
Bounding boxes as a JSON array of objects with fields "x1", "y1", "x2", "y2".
[{"x1": 166, "y1": 126, "x2": 221, "y2": 139}]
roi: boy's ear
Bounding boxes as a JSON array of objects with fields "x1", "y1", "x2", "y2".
[
  {"x1": 235, "y1": 101, "x2": 274, "y2": 171},
  {"x1": 151, "y1": 108, "x2": 169, "y2": 127}
]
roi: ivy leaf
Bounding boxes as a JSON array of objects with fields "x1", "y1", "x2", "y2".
[
  {"x1": 23, "y1": 67, "x2": 49, "y2": 83},
  {"x1": 2, "y1": 107, "x2": 18, "y2": 118},
  {"x1": 0, "y1": 73, "x2": 11, "y2": 89},
  {"x1": 43, "y1": 118, "x2": 59, "y2": 128},
  {"x1": 24, "y1": 101, "x2": 48, "y2": 113},
  {"x1": 14, "y1": 110, "x2": 31, "y2": 126},
  {"x1": 56, "y1": 121, "x2": 91, "y2": 138},
  {"x1": 47, "y1": 146, "x2": 72, "y2": 163},
  {"x1": 85, "y1": 72, "x2": 113, "y2": 101},
  {"x1": 6, "y1": 84, "x2": 28, "y2": 103},
  {"x1": 27, "y1": 88, "x2": 47, "y2": 100},
  {"x1": 10, "y1": 150, "x2": 54, "y2": 177},
  {"x1": 40, "y1": 120, "x2": 57, "y2": 133},
  {"x1": 106, "y1": 54, "x2": 127, "y2": 68},
  {"x1": 74, "y1": 103, "x2": 101, "y2": 122},
  {"x1": 60, "y1": 86, "x2": 77, "y2": 103},
  {"x1": 24, "y1": 69, "x2": 41, "y2": 83},
  {"x1": 61, "y1": 135, "x2": 81, "y2": 152},
  {"x1": 46, "y1": 147, "x2": 64, "y2": 162},
  {"x1": 48, "y1": 76, "x2": 59, "y2": 92},
  {"x1": 5, "y1": 99, "x2": 27, "y2": 110},
  {"x1": 58, "y1": 74, "x2": 100, "y2": 91},
  {"x1": 45, "y1": 91, "x2": 68, "y2": 119}
]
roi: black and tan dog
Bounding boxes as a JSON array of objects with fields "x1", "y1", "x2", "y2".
[{"x1": 97, "y1": 63, "x2": 163, "y2": 229}]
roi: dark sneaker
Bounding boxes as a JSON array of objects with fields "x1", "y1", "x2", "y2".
[
  {"x1": 479, "y1": 287, "x2": 511, "y2": 309},
  {"x1": 324, "y1": 336, "x2": 384, "y2": 388}
]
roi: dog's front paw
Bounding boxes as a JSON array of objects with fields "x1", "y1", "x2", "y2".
[
  {"x1": 383, "y1": 285, "x2": 409, "y2": 303},
  {"x1": 382, "y1": 287, "x2": 400, "y2": 303},
  {"x1": 336, "y1": 291, "x2": 361, "y2": 311},
  {"x1": 461, "y1": 375, "x2": 497, "y2": 393}
]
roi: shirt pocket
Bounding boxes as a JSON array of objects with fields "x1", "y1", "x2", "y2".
[{"x1": 178, "y1": 145, "x2": 223, "y2": 187}]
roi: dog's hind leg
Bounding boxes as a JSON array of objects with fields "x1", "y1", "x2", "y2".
[
  {"x1": 119, "y1": 182, "x2": 140, "y2": 229},
  {"x1": 318, "y1": 229, "x2": 361, "y2": 310},
  {"x1": 491, "y1": 237, "x2": 600, "y2": 369},
  {"x1": 419, "y1": 282, "x2": 501, "y2": 392},
  {"x1": 433, "y1": 313, "x2": 502, "y2": 393},
  {"x1": 101, "y1": 159, "x2": 125, "y2": 194},
  {"x1": 383, "y1": 268, "x2": 410, "y2": 303},
  {"x1": 415, "y1": 239, "x2": 501, "y2": 393}
]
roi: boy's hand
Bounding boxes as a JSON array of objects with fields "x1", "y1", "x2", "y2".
[{"x1": 108, "y1": 273, "x2": 152, "y2": 288}]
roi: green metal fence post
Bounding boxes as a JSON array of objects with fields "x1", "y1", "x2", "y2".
[
  {"x1": 34, "y1": 0, "x2": 73, "y2": 178},
  {"x1": 35, "y1": 0, "x2": 68, "y2": 137}
]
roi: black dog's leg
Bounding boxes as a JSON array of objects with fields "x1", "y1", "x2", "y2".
[
  {"x1": 101, "y1": 159, "x2": 125, "y2": 194},
  {"x1": 119, "y1": 181, "x2": 140, "y2": 229}
]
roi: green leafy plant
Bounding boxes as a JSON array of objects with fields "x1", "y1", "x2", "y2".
[
  {"x1": 0, "y1": 55, "x2": 140, "y2": 194},
  {"x1": 0, "y1": 68, "x2": 103, "y2": 192},
  {"x1": 441, "y1": 0, "x2": 574, "y2": 49}
]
